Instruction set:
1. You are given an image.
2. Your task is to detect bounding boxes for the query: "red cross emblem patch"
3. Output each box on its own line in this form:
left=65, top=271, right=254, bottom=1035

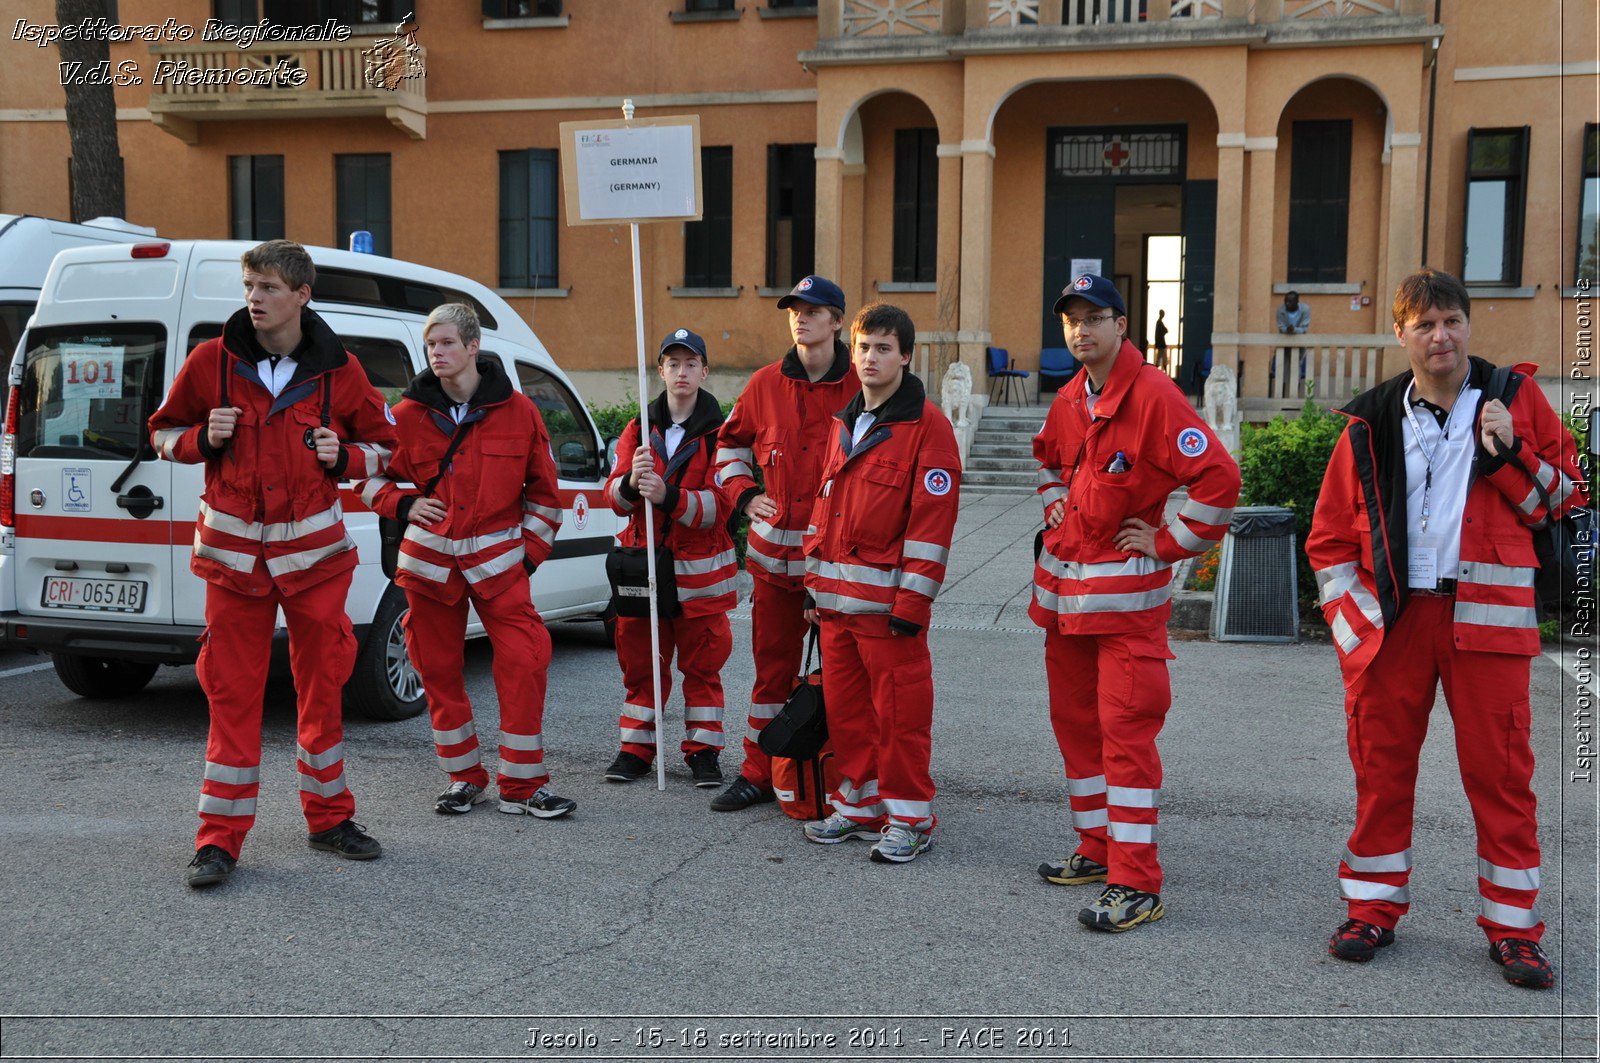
left=923, top=468, right=952, bottom=496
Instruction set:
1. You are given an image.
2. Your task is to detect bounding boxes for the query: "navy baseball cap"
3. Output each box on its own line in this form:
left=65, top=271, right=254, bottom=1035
left=776, top=275, right=845, bottom=313
left=1053, top=274, right=1127, bottom=318
left=658, top=327, right=708, bottom=362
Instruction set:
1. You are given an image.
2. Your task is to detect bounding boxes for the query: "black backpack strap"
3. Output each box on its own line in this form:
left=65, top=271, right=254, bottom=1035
left=321, top=370, right=333, bottom=429
left=418, top=417, right=476, bottom=499
left=217, top=344, right=230, bottom=409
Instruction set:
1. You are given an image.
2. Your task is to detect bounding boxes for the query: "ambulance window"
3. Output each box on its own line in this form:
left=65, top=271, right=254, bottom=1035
left=186, top=323, right=223, bottom=352
left=0, top=301, right=31, bottom=382
left=345, top=337, right=414, bottom=406
left=512, top=361, right=600, bottom=482
left=15, top=324, right=166, bottom=460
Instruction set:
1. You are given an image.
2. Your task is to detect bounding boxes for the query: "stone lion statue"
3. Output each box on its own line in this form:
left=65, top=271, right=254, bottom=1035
left=1203, top=361, right=1239, bottom=454
left=941, top=361, right=973, bottom=428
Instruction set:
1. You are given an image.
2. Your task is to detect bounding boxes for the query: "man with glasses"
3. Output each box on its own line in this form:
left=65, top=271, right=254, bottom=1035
left=1030, top=274, right=1240, bottom=932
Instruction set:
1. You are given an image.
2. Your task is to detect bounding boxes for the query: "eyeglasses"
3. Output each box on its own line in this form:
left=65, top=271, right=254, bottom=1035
left=1064, top=313, right=1117, bottom=331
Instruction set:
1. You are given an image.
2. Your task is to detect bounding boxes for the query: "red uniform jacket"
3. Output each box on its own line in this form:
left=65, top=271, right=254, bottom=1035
left=358, top=356, right=564, bottom=605
left=1030, top=341, right=1240, bottom=636
left=148, top=306, right=396, bottom=598
left=714, top=340, right=861, bottom=589
left=1307, top=357, right=1586, bottom=682
left=802, top=373, right=961, bottom=633
left=604, top=389, right=738, bottom=617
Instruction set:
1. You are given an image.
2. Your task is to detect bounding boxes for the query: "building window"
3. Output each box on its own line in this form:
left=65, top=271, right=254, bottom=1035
left=215, top=1, right=411, bottom=26
left=229, top=155, right=284, bottom=241
left=499, top=149, right=559, bottom=289
left=482, top=0, right=562, bottom=16
left=335, top=154, right=391, bottom=257
left=1286, top=120, right=1351, bottom=284
left=685, top=0, right=735, bottom=9
left=767, top=0, right=814, bottom=6
left=766, top=144, right=816, bottom=290
left=1462, top=126, right=1529, bottom=286
left=893, top=128, right=938, bottom=284
left=684, top=147, right=734, bottom=289
left=1578, top=124, right=1598, bottom=285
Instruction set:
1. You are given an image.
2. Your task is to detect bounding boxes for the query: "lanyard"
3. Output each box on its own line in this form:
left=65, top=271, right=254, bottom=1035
left=1402, top=375, right=1470, bottom=533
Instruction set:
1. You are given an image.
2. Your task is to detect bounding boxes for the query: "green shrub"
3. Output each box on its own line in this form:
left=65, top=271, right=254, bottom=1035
left=1237, top=399, right=1347, bottom=620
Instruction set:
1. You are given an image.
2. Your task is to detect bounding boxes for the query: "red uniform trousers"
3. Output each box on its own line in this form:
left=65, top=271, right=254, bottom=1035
left=738, top=577, right=810, bottom=786
left=820, top=615, right=936, bottom=833
left=403, top=577, right=553, bottom=800
left=615, top=612, right=733, bottom=762
left=195, top=568, right=357, bottom=858
left=1339, top=594, right=1542, bottom=942
left=1045, top=628, right=1173, bottom=894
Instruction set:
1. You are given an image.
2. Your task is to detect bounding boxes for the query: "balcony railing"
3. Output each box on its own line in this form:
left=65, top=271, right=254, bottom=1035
left=147, top=38, right=427, bottom=143
left=821, top=0, right=1421, bottom=38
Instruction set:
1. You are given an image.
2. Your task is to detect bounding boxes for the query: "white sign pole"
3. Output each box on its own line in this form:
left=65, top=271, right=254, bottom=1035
left=619, top=99, right=668, bottom=792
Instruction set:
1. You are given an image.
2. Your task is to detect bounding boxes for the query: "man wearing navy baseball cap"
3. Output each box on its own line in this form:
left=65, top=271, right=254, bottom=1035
left=709, top=276, right=863, bottom=811
left=1030, top=273, right=1240, bottom=932
left=600, top=327, right=740, bottom=788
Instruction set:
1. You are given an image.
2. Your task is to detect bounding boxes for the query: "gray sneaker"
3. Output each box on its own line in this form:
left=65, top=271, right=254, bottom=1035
left=435, top=781, right=490, bottom=815
left=870, top=824, right=933, bottom=864
left=1078, top=883, right=1164, bottom=932
left=1038, top=853, right=1109, bottom=886
left=803, top=812, right=879, bottom=845
left=498, top=785, right=576, bottom=819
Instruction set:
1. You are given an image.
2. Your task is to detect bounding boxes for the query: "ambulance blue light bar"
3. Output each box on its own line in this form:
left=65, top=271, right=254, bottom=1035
left=349, top=231, right=375, bottom=255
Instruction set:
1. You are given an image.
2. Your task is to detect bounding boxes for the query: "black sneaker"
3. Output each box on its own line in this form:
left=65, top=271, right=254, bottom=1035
left=1490, top=937, right=1555, bottom=989
left=498, top=786, right=577, bottom=819
left=1328, top=918, right=1395, bottom=962
left=1038, top=853, right=1110, bottom=886
left=710, top=776, right=775, bottom=812
left=435, top=780, right=489, bottom=815
left=686, top=749, right=723, bottom=789
left=185, top=845, right=236, bottom=888
left=604, top=751, right=651, bottom=783
left=1078, top=883, right=1165, bottom=932
left=307, top=819, right=383, bottom=860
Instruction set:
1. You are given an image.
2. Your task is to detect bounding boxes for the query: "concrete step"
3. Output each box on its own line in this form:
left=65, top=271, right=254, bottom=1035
left=965, top=456, right=1037, bottom=472
left=968, top=442, right=1033, bottom=459
left=962, top=469, right=1037, bottom=488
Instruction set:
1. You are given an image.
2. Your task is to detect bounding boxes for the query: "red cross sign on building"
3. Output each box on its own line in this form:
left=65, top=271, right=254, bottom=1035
left=1102, top=139, right=1131, bottom=171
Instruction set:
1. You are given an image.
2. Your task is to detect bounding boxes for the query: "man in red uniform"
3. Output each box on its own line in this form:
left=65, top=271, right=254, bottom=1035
left=801, top=303, right=960, bottom=864
left=601, top=328, right=738, bottom=786
left=149, top=240, right=397, bottom=887
left=1031, top=274, right=1240, bottom=931
left=359, top=304, right=575, bottom=821
left=710, top=276, right=861, bottom=811
left=1309, top=268, right=1585, bottom=988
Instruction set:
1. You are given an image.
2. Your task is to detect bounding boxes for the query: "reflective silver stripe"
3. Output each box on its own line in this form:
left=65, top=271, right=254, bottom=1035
left=812, top=591, right=892, bottom=614
left=355, top=443, right=387, bottom=478
left=716, top=446, right=753, bottom=465
left=1347, top=582, right=1383, bottom=629
left=751, top=520, right=805, bottom=547
left=1108, top=821, right=1156, bottom=844
left=679, top=491, right=702, bottom=528
left=1107, top=785, right=1160, bottom=808
left=1040, top=484, right=1068, bottom=507
left=621, top=703, right=655, bottom=722
left=832, top=797, right=885, bottom=818
left=898, top=572, right=942, bottom=600
left=686, top=727, right=725, bottom=746
left=438, top=750, right=481, bottom=772
left=462, top=546, right=525, bottom=585
left=608, top=479, right=636, bottom=511
left=903, top=540, right=950, bottom=566
left=298, top=771, right=347, bottom=798
left=199, top=501, right=265, bottom=542
left=1459, top=560, right=1537, bottom=588
left=203, top=762, right=259, bottom=786
left=810, top=559, right=901, bottom=588
left=685, top=705, right=721, bottom=723
left=1532, top=457, right=1573, bottom=507
left=265, top=536, right=354, bottom=576
left=746, top=540, right=806, bottom=578
left=715, top=461, right=753, bottom=485
left=1480, top=898, right=1542, bottom=928
left=680, top=576, right=738, bottom=600
left=153, top=426, right=189, bottom=460
left=1070, top=807, right=1109, bottom=830
left=297, top=741, right=344, bottom=770
left=696, top=490, right=717, bottom=528
left=397, top=551, right=452, bottom=582
left=433, top=723, right=476, bottom=744
left=1066, top=774, right=1107, bottom=797
left=522, top=513, right=557, bottom=545
left=497, top=760, right=549, bottom=780
left=524, top=501, right=564, bottom=522
left=1056, top=586, right=1172, bottom=614
left=500, top=732, right=544, bottom=752
left=1516, top=485, right=1541, bottom=517
left=1038, top=551, right=1170, bottom=582
left=883, top=798, right=932, bottom=826
left=360, top=476, right=392, bottom=506
left=455, top=525, right=521, bottom=556
left=1169, top=519, right=1211, bottom=554
left=1339, top=878, right=1411, bottom=903
left=1330, top=611, right=1361, bottom=654
left=1178, top=498, right=1234, bottom=525
left=1478, top=858, right=1541, bottom=891
left=1316, top=561, right=1356, bottom=603
left=406, top=524, right=452, bottom=552
left=1344, top=847, right=1411, bottom=873
left=193, top=537, right=258, bottom=573
left=676, top=549, right=738, bottom=576
left=1454, top=601, right=1539, bottom=629
left=263, top=501, right=343, bottom=545
left=198, top=794, right=256, bottom=817
left=1033, top=584, right=1060, bottom=613
left=1037, top=465, right=1062, bottom=487
left=749, top=702, right=784, bottom=721
left=620, top=727, right=654, bottom=744
left=839, top=778, right=879, bottom=804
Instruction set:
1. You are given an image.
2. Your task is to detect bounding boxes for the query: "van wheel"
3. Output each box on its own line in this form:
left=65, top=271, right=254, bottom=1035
left=51, top=654, right=159, bottom=699
left=344, top=586, right=426, bottom=721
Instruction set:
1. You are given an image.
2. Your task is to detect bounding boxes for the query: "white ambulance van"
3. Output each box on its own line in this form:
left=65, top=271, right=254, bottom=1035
left=0, top=240, right=620, bottom=720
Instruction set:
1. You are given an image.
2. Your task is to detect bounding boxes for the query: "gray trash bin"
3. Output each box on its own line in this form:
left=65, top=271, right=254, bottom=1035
left=1212, top=505, right=1299, bottom=643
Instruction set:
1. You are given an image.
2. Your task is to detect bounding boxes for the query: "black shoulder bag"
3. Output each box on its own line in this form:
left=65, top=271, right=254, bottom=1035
left=605, top=421, right=689, bottom=619
left=757, top=626, right=827, bottom=760
left=1485, top=366, right=1597, bottom=617
left=379, top=415, right=476, bottom=581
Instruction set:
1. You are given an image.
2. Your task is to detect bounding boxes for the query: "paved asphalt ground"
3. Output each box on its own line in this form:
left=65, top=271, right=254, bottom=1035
left=0, top=491, right=1596, bottom=1063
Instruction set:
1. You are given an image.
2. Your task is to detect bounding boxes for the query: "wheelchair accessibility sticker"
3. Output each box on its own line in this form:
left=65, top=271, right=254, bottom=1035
left=63, top=467, right=91, bottom=513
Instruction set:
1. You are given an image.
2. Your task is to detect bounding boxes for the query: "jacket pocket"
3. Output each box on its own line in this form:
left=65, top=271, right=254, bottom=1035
left=477, top=435, right=526, bottom=510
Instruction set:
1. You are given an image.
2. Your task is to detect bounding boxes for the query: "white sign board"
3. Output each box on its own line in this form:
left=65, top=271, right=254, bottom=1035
left=560, top=115, right=702, bottom=227
left=59, top=344, right=125, bottom=400
left=1070, top=258, right=1103, bottom=282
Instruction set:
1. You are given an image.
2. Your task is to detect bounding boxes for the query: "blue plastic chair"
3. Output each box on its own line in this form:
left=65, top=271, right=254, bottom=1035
left=986, top=346, right=1030, bottom=407
left=1038, top=347, right=1079, bottom=398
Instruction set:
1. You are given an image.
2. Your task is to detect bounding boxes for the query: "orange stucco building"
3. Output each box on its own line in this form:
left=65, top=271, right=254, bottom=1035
left=1, top=0, right=1595, bottom=413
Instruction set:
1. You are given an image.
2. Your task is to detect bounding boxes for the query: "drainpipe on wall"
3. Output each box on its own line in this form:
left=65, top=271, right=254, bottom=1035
left=1419, top=0, right=1442, bottom=264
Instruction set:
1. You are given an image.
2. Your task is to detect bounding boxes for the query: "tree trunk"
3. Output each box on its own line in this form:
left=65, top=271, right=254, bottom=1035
left=56, top=0, right=126, bottom=221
